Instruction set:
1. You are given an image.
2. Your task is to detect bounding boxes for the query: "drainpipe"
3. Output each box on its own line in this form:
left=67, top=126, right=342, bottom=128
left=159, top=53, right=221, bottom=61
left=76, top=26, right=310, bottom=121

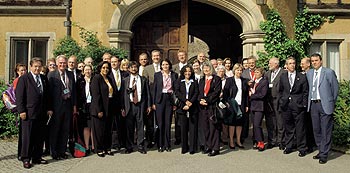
left=63, top=0, right=72, bottom=37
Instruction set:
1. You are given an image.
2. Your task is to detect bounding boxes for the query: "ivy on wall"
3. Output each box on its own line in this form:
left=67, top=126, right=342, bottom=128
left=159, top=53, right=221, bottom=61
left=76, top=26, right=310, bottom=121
left=257, top=7, right=330, bottom=69
left=53, top=23, right=128, bottom=64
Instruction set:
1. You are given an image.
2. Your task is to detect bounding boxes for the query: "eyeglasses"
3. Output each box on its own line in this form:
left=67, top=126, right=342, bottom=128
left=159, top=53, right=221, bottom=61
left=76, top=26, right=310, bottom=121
left=49, top=64, right=56, bottom=67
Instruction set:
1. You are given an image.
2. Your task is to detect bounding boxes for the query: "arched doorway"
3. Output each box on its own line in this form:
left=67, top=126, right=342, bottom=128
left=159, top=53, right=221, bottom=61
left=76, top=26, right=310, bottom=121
left=108, top=0, right=265, bottom=60
left=130, top=1, right=242, bottom=64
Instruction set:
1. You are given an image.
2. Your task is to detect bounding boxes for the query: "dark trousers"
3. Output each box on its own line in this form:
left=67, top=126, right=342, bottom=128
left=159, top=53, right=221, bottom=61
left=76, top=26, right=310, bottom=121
left=199, top=108, right=220, bottom=151
left=144, top=111, right=155, bottom=144
left=21, top=119, right=44, bottom=162
left=180, top=111, right=198, bottom=152
left=156, top=93, right=173, bottom=148
left=50, top=101, right=72, bottom=157
left=241, top=111, right=250, bottom=141
left=282, top=105, right=307, bottom=151
left=266, top=97, right=285, bottom=145
left=253, top=111, right=264, bottom=142
left=305, top=111, right=316, bottom=150
left=125, top=103, right=145, bottom=150
left=175, top=112, right=181, bottom=143
left=17, top=119, right=22, bottom=159
left=112, top=110, right=126, bottom=149
left=310, top=102, right=333, bottom=159
left=91, top=114, right=113, bottom=153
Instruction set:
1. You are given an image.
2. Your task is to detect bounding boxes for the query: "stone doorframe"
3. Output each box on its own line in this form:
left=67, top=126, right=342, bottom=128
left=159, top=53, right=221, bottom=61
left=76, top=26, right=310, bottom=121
left=107, top=0, right=265, bottom=59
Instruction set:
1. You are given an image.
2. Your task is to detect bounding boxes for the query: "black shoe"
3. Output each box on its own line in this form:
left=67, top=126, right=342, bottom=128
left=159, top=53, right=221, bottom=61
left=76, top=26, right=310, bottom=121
left=283, top=148, right=293, bottom=154
left=124, top=149, right=133, bottom=154
left=52, top=155, right=62, bottom=160
left=138, top=148, right=147, bottom=154
left=266, top=143, right=276, bottom=149
left=174, top=140, right=181, bottom=145
left=181, top=150, right=188, bottom=154
left=23, top=161, right=32, bottom=169
left=147, top=142, right=155, bottom=149
left=105, top=150, right=114, bottom=156
left=229, top=145, right=236, bottom=150
left=189, top=151, right=195, bottom=155
left=32, top=158, right=48, bottom=164
left=165, top=147, right=172, bottom=152
left=208, top=150, right=219, bottom=157
left=60, top=153, right=68, bottom=159
left=278, top=144, right=285, bottom=150
left=203, top=148, right=212, bottom=154
left=319, top=158, right=327, bottom=164
left=235, top=142, right=245, bottom=149
left=199, top=145, right=205, bottom=152
left=313, top=154, right=320, bottom=160
left=253, top=143, right=258, bottom=150
left=158, top=147, right=164, bottom=152
left=97, top=152, right=105, bottom=157
left=298, top=151, right=307, bottom=157
left=307, top=147, right=314, bottom=153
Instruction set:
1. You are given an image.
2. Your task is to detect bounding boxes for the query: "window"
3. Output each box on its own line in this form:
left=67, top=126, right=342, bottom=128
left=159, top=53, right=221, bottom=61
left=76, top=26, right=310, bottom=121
left=309, top=41, right=340, bottom=79
left=9, top=37, right=49, bottom=79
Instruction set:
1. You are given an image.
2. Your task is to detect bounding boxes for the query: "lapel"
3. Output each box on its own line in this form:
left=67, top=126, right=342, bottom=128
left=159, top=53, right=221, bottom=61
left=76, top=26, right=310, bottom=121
left=290, top=72, right=300, bottom=92
left=319, top=68, right=325, bottom=86
left=28, top=73, right=41, bottom=94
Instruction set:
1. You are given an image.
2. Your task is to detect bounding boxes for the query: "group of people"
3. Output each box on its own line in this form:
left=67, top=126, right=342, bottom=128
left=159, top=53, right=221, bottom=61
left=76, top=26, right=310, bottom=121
left=14, top=49, right=338, bottom=169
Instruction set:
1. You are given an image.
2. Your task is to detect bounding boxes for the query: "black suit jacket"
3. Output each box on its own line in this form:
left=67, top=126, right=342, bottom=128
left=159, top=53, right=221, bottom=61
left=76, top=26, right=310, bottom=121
left=108, top=70, right=129, bottom=108
left=153, top=71, right=178, bottom=104
left=90, top=74, right=114, bottom=117
left=198, top=75, right=222, bottom=106
left=264, top=68, right=284, bottom=98
left=278, top=72, right=309, bottom=112
left=47, top=69, right=76, bottom=115
left=122, top=75, right=152, bottom=115
left=76, top=76, right=93, bottom=114
left=174, top=78, right=199, bottom=114
left=16, top=73, right=50, bottom=120
left=250, top=78, right=268, bottom=112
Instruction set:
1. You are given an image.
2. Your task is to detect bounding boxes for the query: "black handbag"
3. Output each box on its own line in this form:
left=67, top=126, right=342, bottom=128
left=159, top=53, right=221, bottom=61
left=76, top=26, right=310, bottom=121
left=215, top=101, right=230, bottom=120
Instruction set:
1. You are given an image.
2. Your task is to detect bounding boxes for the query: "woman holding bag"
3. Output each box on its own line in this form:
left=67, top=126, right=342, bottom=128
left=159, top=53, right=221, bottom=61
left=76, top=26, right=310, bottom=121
left=174, top=65, right=199, bottom=154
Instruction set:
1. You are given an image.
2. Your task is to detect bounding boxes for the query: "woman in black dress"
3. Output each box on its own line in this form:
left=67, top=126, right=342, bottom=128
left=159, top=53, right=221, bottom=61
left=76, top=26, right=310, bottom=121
left=77, top=64, right=94, bottom=154
left=174, top=65, right=199, bottom=154
left=90, top=61, right=115, bottom=157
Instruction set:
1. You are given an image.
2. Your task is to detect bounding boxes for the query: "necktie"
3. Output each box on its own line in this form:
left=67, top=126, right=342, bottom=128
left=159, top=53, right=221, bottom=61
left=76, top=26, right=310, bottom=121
left=312, top=72, right=319, bottom=99
left=116, top=72, right=121, bottom=89
left=132, top=77, right=138, bottom=104
left=251, top=70, right=255, bottom=80
left=271, top=71, right=276, bottom=81
left=36, top=75, right=42, bottom=93
left=289, top=73, right=294, bottom=88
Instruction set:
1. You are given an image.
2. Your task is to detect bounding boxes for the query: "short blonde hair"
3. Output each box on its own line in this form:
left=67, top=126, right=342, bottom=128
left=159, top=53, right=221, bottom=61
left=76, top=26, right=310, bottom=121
left=233, top=63, right=243, bottom=73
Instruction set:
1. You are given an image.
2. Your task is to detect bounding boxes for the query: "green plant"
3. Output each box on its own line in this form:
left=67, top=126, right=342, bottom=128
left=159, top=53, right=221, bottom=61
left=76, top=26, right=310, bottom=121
left=0, top=80, right=18, bottom=139
left=333, top=80, right=350, bottom=146
left=53, top=23, right=128, bottom=65
left=258, top=7, right=326, bottom=69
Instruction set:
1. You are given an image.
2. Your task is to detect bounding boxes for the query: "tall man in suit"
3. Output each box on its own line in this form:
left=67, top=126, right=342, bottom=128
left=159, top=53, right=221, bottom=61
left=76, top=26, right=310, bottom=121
left=138, top=53, right=149, bottom=76
left=264, top=57, right=285, bottom=150
left=122, top=61, right=152, bottom=154
left=67, top=55, right=81, bottom=82
left=172, top=50, right=188, bottom=145
left=278, top=57, right=308, bottom=157
left=307, top=53, right=339, bottom=164
left=47, top=55, right=77, bottom=160
left=16, top=58, right=51, bottom=169
left=142, top=49, right=162, bottom=148
left=109, top=55, right=129, bottom=149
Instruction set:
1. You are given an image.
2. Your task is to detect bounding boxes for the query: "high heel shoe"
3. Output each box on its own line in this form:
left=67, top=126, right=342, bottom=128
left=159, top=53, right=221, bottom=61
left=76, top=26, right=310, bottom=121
left=97, top=152, right=105, bottom=157
left=229, top=145, right=236, bottom=150
left=235, top=142, right=245, bottom=149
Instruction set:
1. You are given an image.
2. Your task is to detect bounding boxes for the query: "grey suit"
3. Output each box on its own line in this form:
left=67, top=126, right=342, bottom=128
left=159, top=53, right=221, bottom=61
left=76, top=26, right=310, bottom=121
left=264, top=68, right=285, bottom=146
left=306, top=67, right=339, bottom=159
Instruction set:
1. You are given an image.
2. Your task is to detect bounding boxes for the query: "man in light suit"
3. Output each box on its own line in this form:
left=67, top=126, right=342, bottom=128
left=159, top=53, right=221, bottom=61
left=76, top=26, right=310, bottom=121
left=142, top=49, right=162, bottom=148
left=122, top=61, right=152, bottom=154
left=306, top=53, right=339, bottom=164
left=172, top=50, right=188, bottom=145
left=16, top=58, right=52, bottom=168
left=278, top=57, right=308, bottom=157
left=264, top=57, right=285, bottom=150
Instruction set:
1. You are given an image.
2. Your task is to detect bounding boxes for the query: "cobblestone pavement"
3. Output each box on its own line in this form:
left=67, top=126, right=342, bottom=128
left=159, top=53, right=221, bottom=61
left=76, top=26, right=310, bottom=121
left=1, top=140, right=350, bottom=173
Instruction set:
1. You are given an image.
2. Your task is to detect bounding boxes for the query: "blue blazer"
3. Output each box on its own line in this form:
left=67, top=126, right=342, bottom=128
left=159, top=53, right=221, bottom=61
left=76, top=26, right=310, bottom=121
left=306, top=67, right=339, bottom=115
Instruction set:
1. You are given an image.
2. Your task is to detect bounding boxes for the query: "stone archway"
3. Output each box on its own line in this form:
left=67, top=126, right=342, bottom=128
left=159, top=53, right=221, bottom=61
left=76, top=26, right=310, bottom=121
left=108, top=0, right=265, bottom=58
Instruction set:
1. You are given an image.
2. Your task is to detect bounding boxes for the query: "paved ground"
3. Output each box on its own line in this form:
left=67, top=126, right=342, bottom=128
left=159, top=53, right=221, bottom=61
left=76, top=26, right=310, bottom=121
left=1, top=139, right=350, bottom=173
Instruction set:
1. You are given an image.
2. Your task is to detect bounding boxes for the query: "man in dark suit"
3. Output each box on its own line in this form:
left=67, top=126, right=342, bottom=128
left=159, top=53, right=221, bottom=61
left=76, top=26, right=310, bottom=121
left=264, top=57, right=285, bottom=150
left=67, top=55, right=82, bottom=82
left=47, top=55, right=77, bottom=160
left=122, top=61, right=152, bottom=154
left=307, top=53, right=339, bottom=164
left=278, top=57, right=308, bottom=157
left=142, top=49, right=162, bottom=148
left=16, top=57, right=51, bottom=169
left=171, top=50, right=188, bottom=145
left=109, top=55, right=129, bottom=150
